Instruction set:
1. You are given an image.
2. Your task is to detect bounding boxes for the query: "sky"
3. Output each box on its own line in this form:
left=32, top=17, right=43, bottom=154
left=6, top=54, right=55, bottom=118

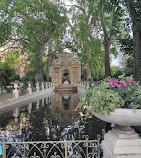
left=111, top=55, right=120, bottom=67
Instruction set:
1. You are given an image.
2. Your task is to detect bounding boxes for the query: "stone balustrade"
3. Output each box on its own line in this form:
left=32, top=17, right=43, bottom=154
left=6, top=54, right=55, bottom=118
left=11, top=81, right=54, bottom=99
left=79, top=81, right=94, bottom=90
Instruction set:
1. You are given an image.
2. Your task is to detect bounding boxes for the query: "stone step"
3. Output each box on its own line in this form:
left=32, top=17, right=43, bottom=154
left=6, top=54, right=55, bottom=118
left=55, top=84, right=77, bottom=92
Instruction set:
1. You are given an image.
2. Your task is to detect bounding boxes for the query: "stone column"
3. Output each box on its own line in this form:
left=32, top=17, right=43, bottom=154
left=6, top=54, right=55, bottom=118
left=28, top=103, right=32, bottom=114
left=41, top=82, right=44, bottom=90
left=74, top=72, right=77, bottom=86
left=45, top=82, right=48, bottom=89
left=51, top=82, right=53, bottom=87
left=36, top=100, right=40, bottom=109
left=52, top=83, right=55, bottom=87
left=27, top=82, right=32, bottom=94
left=55, top=72, right=59, bottom=87
left=49, top=82, right=51, bottom=88
left=102, top=126, right=141, bottom=158
left=86, top=82, right=90, bottom=89
left=82, top=82, right=85, bottom=88
left=36, top=82, right=40, bottom=92
left=91, top=82, right=94, bottom=86
left=13, top=108, right=19, bottom=123
left=13, top=82, right=19, bottom=98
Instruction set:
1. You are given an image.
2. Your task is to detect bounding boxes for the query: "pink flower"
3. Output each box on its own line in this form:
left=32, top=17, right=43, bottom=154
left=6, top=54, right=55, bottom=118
left=114, top=79, right=118, bottom=82
left=108, top=81, right=113, bottom=85
left=14, top=80, right=19, bottom=84
left=109, top=79, right=117, bottom=85
left=27, top=81, right=32, bottom=84
left=118, top=84, right=121, bottom=88
left=122, top=82, right=127, bottom=87
left=114, top=83, right=121, bottom=88
left=114, top=82, right=118, bottom=87
left=128, top=79, right=132, bottom=82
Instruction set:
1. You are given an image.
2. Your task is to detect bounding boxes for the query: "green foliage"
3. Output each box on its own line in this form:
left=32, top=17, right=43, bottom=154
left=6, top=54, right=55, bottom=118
left=90, top=39, right=105, bottom=80
left=78, top=38, right=104, bottom=81
left=119, top=35, right=134, bottom=76
left=0, top=63, right=17, bottom=89
left=69, top=0, right=104, bottom=81
left=101, top=0, right=124, bottom=38
left=4, top=50, right=21, bottom=66
left=77, top=76, right=141, bottom=117
left=111, top=66, right=123, bottom=78
left=0, top=21, right=11, bottom=46
left=0, top=0, right=68, bottom=79
left=21, top=70, right=36, bottom=88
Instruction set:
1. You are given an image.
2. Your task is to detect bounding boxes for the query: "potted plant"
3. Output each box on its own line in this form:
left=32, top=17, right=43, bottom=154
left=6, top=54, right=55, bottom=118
left=77, top=76, right=141, bottom=157
left=77, top=76, right=141, bottom=132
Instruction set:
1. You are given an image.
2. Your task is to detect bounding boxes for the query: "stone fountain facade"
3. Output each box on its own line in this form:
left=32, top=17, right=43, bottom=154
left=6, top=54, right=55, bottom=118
left=51, top=52, right=81, bottom=87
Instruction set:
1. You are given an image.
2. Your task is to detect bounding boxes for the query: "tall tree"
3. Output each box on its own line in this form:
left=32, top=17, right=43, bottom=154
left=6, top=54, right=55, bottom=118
left=125, top=0, right=141, bottom=83
left=99, top=0, right=124, bottom=77
left=0, top=0, right=68, bottom=80
left=69, top=0, right=103, bottom=81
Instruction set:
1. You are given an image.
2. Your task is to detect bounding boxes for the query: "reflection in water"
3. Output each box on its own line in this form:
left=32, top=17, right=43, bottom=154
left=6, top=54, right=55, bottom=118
left=0, top=92, right=105, bottom=142
left=52, top=93, right=80, bottom=128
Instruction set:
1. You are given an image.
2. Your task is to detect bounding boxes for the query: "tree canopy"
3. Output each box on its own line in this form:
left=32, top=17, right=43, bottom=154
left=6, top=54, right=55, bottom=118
left=0, top=0, right=140, bottom=83
left=0, top=0, right=68, bottom=80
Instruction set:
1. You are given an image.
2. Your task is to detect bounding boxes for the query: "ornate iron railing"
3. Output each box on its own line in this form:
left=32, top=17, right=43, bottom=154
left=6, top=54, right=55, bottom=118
left=2, top=136, right=101, bottom=158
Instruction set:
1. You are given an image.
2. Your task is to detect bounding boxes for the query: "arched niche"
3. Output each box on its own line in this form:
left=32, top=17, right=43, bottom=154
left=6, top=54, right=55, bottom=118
left=62, top=69, right=71, bottom=84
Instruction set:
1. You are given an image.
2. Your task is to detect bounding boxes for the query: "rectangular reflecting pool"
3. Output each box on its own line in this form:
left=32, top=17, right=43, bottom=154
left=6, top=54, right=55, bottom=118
left=0, top=92, right=105, bottom=142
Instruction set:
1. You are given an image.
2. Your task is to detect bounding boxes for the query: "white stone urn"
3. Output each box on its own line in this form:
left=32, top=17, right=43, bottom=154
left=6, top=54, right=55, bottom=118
left=91, top=108, right=141, bottom=128
left=91, top=108, right=141, bottom=158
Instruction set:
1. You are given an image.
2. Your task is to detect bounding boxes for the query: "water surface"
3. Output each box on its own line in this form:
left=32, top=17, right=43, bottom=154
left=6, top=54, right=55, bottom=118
left=0, top=92, right=105, bottom=142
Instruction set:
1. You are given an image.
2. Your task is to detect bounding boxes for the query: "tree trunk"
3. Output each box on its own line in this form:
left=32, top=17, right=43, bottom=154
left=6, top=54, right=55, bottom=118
left=35, top=45, right=44, bottom=81
left=46, top=42, right=52, bottom=81
left=86, top=54, right=91, bottom=81
left=104, top=38, right=111, bottom=77
left=127, top=0, right=141, bottom=83
left=100, top=3, right=111, bottom=77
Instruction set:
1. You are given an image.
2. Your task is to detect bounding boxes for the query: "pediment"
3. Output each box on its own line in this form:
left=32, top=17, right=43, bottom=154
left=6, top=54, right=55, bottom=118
left=53, top=52, right=80, bottom=66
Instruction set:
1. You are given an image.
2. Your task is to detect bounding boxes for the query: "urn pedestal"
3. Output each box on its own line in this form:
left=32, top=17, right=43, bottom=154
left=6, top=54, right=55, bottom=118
left=103, top=127, right=141, bottom=158
left=91, top=109, right=141, bottom=158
